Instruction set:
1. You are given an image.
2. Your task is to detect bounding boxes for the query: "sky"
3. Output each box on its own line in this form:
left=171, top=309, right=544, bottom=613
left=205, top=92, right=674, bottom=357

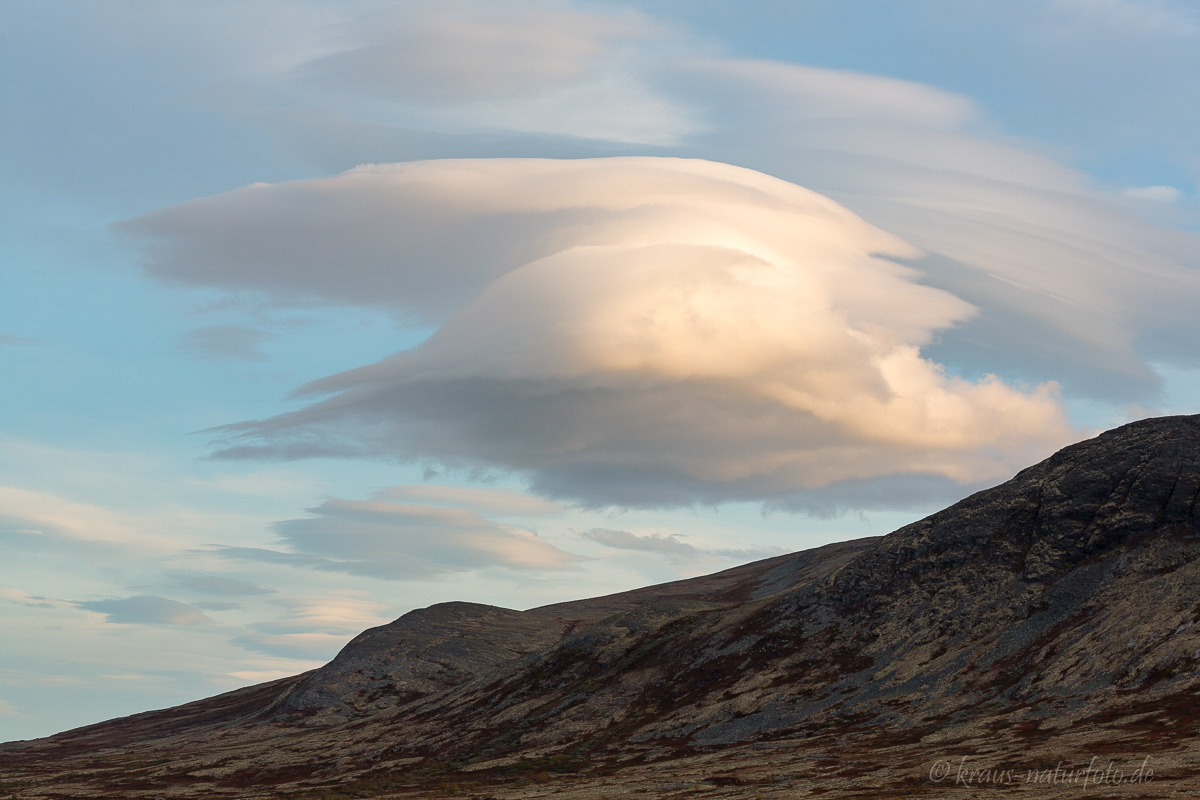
left=3, top=0, right=1200, bottom=741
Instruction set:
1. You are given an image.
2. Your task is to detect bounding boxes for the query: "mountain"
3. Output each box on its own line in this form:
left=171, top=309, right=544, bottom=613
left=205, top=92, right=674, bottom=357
left=4, top=415, right=1200, bottom=798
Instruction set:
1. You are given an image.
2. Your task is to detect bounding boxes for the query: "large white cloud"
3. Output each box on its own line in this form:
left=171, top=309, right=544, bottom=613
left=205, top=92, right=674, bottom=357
left=127, top=0, right=1200, bottom=403
left=120, top=0, right=1200, bottom=408
left=125, top=157, right=1075, bottom=509
left=103, top=0, right=1200, bottom=508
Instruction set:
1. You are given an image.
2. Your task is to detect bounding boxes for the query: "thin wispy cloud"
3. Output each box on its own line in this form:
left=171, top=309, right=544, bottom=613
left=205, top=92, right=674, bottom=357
left=1044, top=0, right=1200, bottom=37
left=582, top=528, right=700, bottom=556
left=233, top=594, right=392, bottom=659
left=0, top=589, right=74, bottom=610
left=170, top=573, right=273, bottom=597
left=1122, top=185, right=1182, bottom=202
left=285, top=0, right=692, bottom=145
left=0, top=487, right=176, bottom=552
left=176, top=325, right=276, bottom=363
left=372, top=485, right=563, bottom=517
left=581, top=528, right=786, bottom=562
left=79, top=595, right=214, bottom=627
left=218, top=496, right=582, bottom=580
left=296, top=2, right=654, bottom=103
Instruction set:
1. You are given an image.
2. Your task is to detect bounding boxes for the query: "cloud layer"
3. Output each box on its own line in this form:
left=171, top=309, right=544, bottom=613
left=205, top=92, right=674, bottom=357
left=222, top=496, right=581, bottom=579
left=578, top=527, right=780, bottom=562
left=126, top=157, right=1075, bottom=509
left=80, top=595, right=214, bottom=626
left=177, top=325, right=276, bottom=362
left=233, top=594, right=391, bottom=659
left=297, top=2, right=653, bottom=104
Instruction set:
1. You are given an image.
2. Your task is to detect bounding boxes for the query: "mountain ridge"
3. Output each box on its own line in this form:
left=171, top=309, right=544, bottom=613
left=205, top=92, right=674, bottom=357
left=4, top=415, right=1200, bottom=798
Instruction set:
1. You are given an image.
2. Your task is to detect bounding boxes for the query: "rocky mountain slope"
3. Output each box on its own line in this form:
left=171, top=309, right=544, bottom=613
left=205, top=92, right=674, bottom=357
left=4, top=415, right=1200, bottom=798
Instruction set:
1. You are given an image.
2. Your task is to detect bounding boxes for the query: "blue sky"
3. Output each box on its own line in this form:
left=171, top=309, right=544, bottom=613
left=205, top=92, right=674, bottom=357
left=3, top=0, right=1200, bottom=740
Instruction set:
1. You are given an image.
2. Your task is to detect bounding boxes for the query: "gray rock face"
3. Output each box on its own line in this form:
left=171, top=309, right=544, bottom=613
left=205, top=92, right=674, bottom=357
left=268, top=602, right=571, bottom=721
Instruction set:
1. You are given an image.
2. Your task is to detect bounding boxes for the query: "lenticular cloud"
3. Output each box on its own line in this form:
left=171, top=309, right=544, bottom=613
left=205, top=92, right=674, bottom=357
left=126, top=157, right=1076, bottom=509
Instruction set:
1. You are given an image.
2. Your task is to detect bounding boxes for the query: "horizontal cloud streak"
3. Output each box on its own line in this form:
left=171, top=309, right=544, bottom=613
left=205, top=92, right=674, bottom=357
left=177, top=325, right=275, bottom=363
left=581, top=527, right=785, bottom=562
left=372, top=484, right=563, bottom=517
left=0, top=487, right=177, bottom=552
left=219, top=496, right=581, bottom=580
left=170, top=573, right=273, bottom=597
left=297, top=2, right=654, bottom=104
left=80, top=595, right=214, bottom=627
left=582, top=527, right=699, bottom=556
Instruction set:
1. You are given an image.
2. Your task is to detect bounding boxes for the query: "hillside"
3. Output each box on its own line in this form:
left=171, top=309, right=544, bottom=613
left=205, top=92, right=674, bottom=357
left=4, top=416, right=1200, bottom=798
